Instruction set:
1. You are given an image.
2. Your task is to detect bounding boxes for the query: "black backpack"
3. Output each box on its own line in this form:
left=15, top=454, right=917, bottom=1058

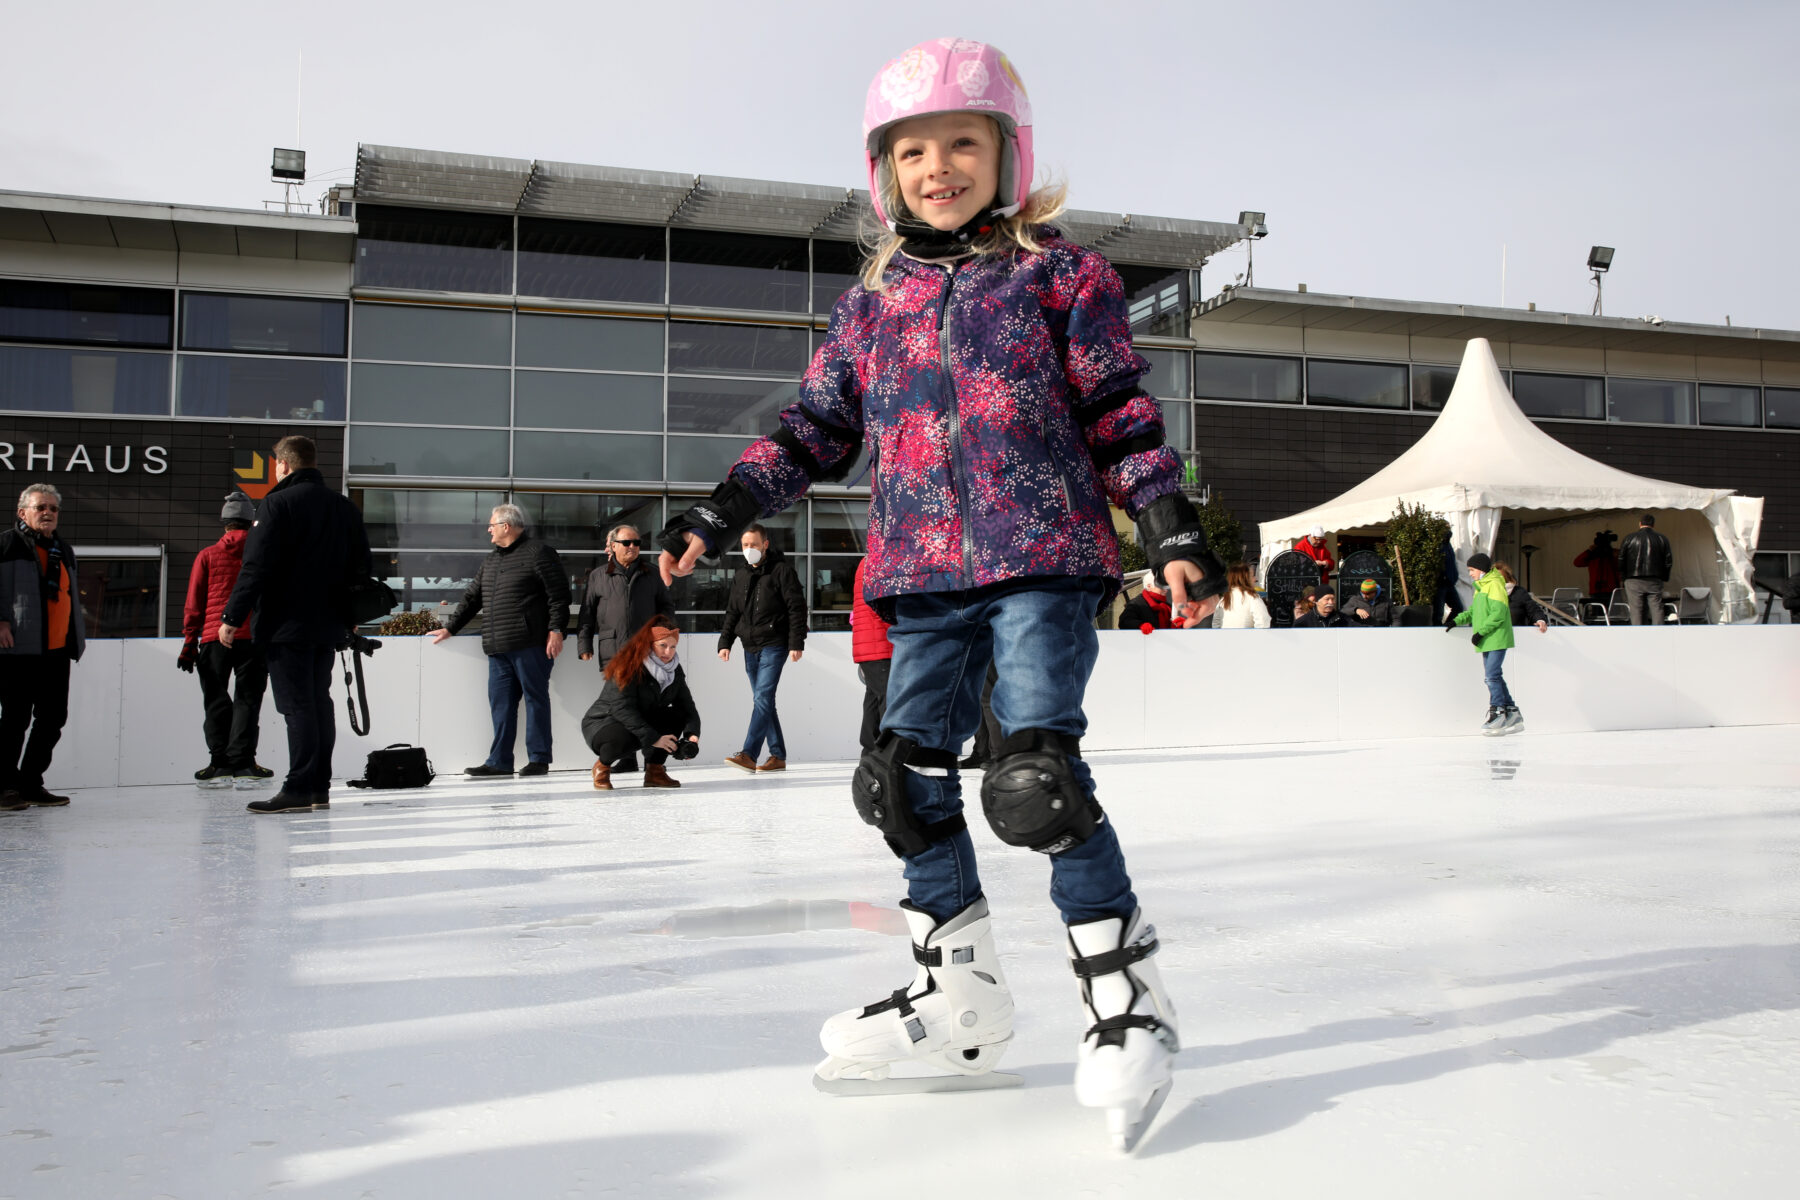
left=347, top=744, right=435, bottom=789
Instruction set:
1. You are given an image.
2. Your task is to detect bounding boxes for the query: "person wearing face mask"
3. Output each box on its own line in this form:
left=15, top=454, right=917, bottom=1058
left=0, top=483, right=85, bottom=810
left=581, top=615, right=700, bottom=790
left=718, top=524, right=806, bottom=773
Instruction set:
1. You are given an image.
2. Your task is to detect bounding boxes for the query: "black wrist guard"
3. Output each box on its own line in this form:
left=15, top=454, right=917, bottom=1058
left=660, top=478, right=760, bottom=564
left=1135, top=492, right=1226, bottom=603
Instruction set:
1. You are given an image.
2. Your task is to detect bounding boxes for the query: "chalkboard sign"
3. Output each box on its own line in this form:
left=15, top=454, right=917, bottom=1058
left=1339, top=549, right=1394, bottom=603
left=1266, top=550, right=1320, bottom=629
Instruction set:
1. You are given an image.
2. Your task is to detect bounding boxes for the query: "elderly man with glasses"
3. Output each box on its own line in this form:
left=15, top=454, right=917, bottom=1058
left=431, top=503, right=572, bottom=778
left=576, top=522, right=672, bottom=775
left=0, top=484, right=85, bottom=810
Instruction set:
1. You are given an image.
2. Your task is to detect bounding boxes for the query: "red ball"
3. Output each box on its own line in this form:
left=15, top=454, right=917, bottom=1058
left=1139, top=623, right=1155, bottom=635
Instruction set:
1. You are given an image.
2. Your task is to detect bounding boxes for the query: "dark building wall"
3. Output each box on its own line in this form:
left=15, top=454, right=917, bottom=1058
left=0, top=418, right=346, bottom=636
left=1194, top=404, right=1797, bottom=560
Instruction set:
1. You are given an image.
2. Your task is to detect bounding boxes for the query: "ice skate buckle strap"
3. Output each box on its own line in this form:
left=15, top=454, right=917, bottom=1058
left=1086, top=1013, right=1169, bottom=1050
left=861, top=985, right=932, bottom=1043
left=911, top=942, right=976, bottom=968
left=1068, top=933, right=1159, bottom=979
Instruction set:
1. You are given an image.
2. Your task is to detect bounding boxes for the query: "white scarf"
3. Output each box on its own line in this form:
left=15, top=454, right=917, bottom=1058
left=644, top=650, right=680, bottom=692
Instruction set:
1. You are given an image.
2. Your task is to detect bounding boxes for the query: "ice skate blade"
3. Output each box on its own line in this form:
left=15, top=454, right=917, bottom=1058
left=813, top=1071, right=1023, bottom=1097
left=1108, top=1079, right=1172, bottom=1153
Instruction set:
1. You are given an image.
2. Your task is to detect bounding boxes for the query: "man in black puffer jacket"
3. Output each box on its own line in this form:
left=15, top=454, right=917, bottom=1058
left=718, top=523, right=806, bottom=773
left=219, top=437, right=371, bottom=815
left=431, top=503, right=571, bottom=779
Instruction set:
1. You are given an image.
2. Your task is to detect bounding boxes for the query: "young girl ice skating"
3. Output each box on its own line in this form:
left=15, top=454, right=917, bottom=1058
left=660, top=38, right=1224, bottom=1151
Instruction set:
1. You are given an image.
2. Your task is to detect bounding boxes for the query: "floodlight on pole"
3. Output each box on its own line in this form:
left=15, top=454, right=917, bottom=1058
left=1238, top=211, right=1268, bottom=288
left=1588, top=245, right=1614, bottom=316
left=271, top=148, right=306, bottom=183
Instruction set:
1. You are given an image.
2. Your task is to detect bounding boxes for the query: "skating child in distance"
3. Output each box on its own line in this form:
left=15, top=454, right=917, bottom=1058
left=659, top=38, right=1224, bottom=1152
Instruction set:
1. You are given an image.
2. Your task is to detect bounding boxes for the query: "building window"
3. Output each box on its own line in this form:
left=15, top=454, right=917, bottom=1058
left=1608, top=378, right=1695, bottom=425
left=75, top=553, right=164, bottom=638
left=1139, top=348, right=1190, bottom=398
left=1766, top=388, right=1800, bottom=430
left=813, top=240, right=863, bottom=314
left=1411, top=364, right=1457, bottom=411
left=1161, top=400, right=1192, bottom=454
left=1307, top=359, right=1407, bottom=409
left=372, top=550, right=491, bottom=619
left=0, top=280, right=173, bottom=349
left=1697, top=384, right=1761, bottom=428
left=1513, top=372, right=1604, bottom=421
left=667, top=377, right=796, bottom=436
left=517, top=217, right=665, bottom=303
left=515, top=371, right=662, bottom=432
left=514, top=312, right=663, bottom=372
left=355, top=205, right=513, bottom=294
left=349, top=424, right=509, bottom=478
left=1193, top=352, right=1301, bottom=404
left=353, top=303, right=511, bottom=366
left=1116, top=264, right=1190, bottom=337
left=667, top=434, right=754, bottom=483
left=512, top=430, right=661, bottom=481
left=669, top=229, right=808, bottom=313
left=516, top=493, right=662, bottom=555
left=354, top=488, right=509, bottom=549
left=0, top=345, right=170, bottom=415
left=177, top=355, right=346, bottom=421
left=667, top=321, right=808, bottom=377
left=180, top=293, right=347, bottom=357
left=813, top=499, right=869, bottom=554
left=352, top=363, right=510, bottom=426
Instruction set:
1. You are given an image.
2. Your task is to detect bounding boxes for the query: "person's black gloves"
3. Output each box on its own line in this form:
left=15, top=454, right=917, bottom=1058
left=1134, top=493, right=1226, bottom=603
left=1443, top=613, right=1459, bottom=632
left=177, top=640, right=199, bottom=673
left=659, top=478, right=760, bottom=565
left=1471, top=631, right=1482, bottom=646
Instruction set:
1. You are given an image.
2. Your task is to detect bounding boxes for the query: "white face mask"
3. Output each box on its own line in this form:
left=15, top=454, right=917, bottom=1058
left=743, top=546, right=764, bottom=566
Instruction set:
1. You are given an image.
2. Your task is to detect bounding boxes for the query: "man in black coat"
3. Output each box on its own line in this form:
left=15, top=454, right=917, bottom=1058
left=577, top=522, right=672, bottom=774
left=717, top=523, right=806, bottom=773
left=1619, top=513, right=1673, bottom=626
left=431, top=503, right=571, bottom=778
left=0, top=482, right=86, bottom=810
left=220, top=437, right=372, bottom=814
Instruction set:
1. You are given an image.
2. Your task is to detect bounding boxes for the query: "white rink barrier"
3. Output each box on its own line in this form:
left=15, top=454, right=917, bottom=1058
left=52, top=627, right=1800, bottom=791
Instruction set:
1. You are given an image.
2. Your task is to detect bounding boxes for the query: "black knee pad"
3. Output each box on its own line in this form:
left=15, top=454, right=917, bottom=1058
left=852, top=732, right=965, bottom=859
left=979, top=729, right=1102, bottom=855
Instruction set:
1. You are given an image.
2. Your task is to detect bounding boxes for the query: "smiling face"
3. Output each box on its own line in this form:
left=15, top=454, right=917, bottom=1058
left=889, top=112, right=1001, bottom=232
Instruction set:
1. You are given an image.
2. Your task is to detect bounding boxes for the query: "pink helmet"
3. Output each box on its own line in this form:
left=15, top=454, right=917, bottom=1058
left=862, top=39, right=1035, bottom=230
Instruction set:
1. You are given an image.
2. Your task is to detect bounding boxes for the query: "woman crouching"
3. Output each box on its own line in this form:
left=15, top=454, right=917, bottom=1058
left=580, top=615, right=700, bottom=790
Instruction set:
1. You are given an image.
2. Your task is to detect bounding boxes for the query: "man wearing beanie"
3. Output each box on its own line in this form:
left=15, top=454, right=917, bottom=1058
left=180, top=491, right=272, bottom=787
left=1345, top=577, right=1398, bottom=627
left=1447, top=552, right=1521, bottom=734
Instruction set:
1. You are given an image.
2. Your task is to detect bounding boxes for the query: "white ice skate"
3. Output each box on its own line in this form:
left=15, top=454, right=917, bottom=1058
left=814, top=896, right=1019, bottom=1096
left=1068, top=909, right=1179, bottom=1152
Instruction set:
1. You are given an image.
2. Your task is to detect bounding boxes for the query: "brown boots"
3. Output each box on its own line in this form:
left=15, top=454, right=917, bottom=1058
left=595, top=759, right=681, bottom=789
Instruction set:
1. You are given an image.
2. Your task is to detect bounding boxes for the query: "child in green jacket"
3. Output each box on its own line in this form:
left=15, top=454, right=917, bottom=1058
left=1448, top=553, right=1521, bottom=735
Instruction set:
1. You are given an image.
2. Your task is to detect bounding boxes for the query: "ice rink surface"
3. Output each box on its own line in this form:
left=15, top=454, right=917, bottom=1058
left=3, top=725, right=1798, bottom=1199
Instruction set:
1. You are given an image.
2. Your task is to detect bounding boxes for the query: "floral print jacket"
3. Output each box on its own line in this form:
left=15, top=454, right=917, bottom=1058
left=730, top=232, right=1183, bottom=606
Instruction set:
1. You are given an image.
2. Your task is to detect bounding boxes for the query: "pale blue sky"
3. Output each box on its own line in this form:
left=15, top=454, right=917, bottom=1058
left=4, top=0, right=1795, bottom=328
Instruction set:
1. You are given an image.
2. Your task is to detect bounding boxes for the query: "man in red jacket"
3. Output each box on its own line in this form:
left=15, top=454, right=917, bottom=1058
left=850, top=556, right=892, bottom=753
left=1294, top=525, right=1335, bottom=584
left=180, top=492, right=271, bottom=788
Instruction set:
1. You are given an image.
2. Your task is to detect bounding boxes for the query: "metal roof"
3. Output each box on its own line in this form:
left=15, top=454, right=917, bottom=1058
left=0, top=190, right=355, bottom=262
left=1197, top=287, right=1800, bottom=363
left=355, top=144, right=1250, bottom=268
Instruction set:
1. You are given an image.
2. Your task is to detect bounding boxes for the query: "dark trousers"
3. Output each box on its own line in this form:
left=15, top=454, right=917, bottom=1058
left=197, top=640, right=268, bottom=767
left=265, top=643, right=336, bottom=797
left=857, top=657, right=891, bottom=753
left=1624, top=578, right=1663, bottom=626
left=585, top=710, right=682, bottom=766
left=0, top=648, right=71, bottom=791
left=486, top=647, right=555, bottom=770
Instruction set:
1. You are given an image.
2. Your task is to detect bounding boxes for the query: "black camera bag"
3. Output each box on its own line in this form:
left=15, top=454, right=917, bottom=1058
left=347, top=744, right=435, bottom=790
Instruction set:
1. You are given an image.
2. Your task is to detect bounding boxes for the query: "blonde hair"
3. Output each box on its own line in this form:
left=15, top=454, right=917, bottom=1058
left=858, top=120, right=1068, bottom=293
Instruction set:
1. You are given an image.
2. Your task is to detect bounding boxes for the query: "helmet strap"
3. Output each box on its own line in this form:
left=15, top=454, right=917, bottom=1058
left=894, top=205, right=1003, bottom=255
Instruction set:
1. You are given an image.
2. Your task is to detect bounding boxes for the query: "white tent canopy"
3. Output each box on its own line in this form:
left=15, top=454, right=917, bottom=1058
left=1257, top=338, right=1763, bottom=617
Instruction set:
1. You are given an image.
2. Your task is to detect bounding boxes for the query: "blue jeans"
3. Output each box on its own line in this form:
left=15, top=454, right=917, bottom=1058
left=1482, top=648, right=1514, bottom=708
left=881, top=577, right=1137, bottom=926
left=741, top=645, right=787, bottom=759
left=486, top=646, right=555, bottom=769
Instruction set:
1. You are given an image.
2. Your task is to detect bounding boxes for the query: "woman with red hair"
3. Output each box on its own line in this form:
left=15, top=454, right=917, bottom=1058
left=579, top=615, right=700, bottom=790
